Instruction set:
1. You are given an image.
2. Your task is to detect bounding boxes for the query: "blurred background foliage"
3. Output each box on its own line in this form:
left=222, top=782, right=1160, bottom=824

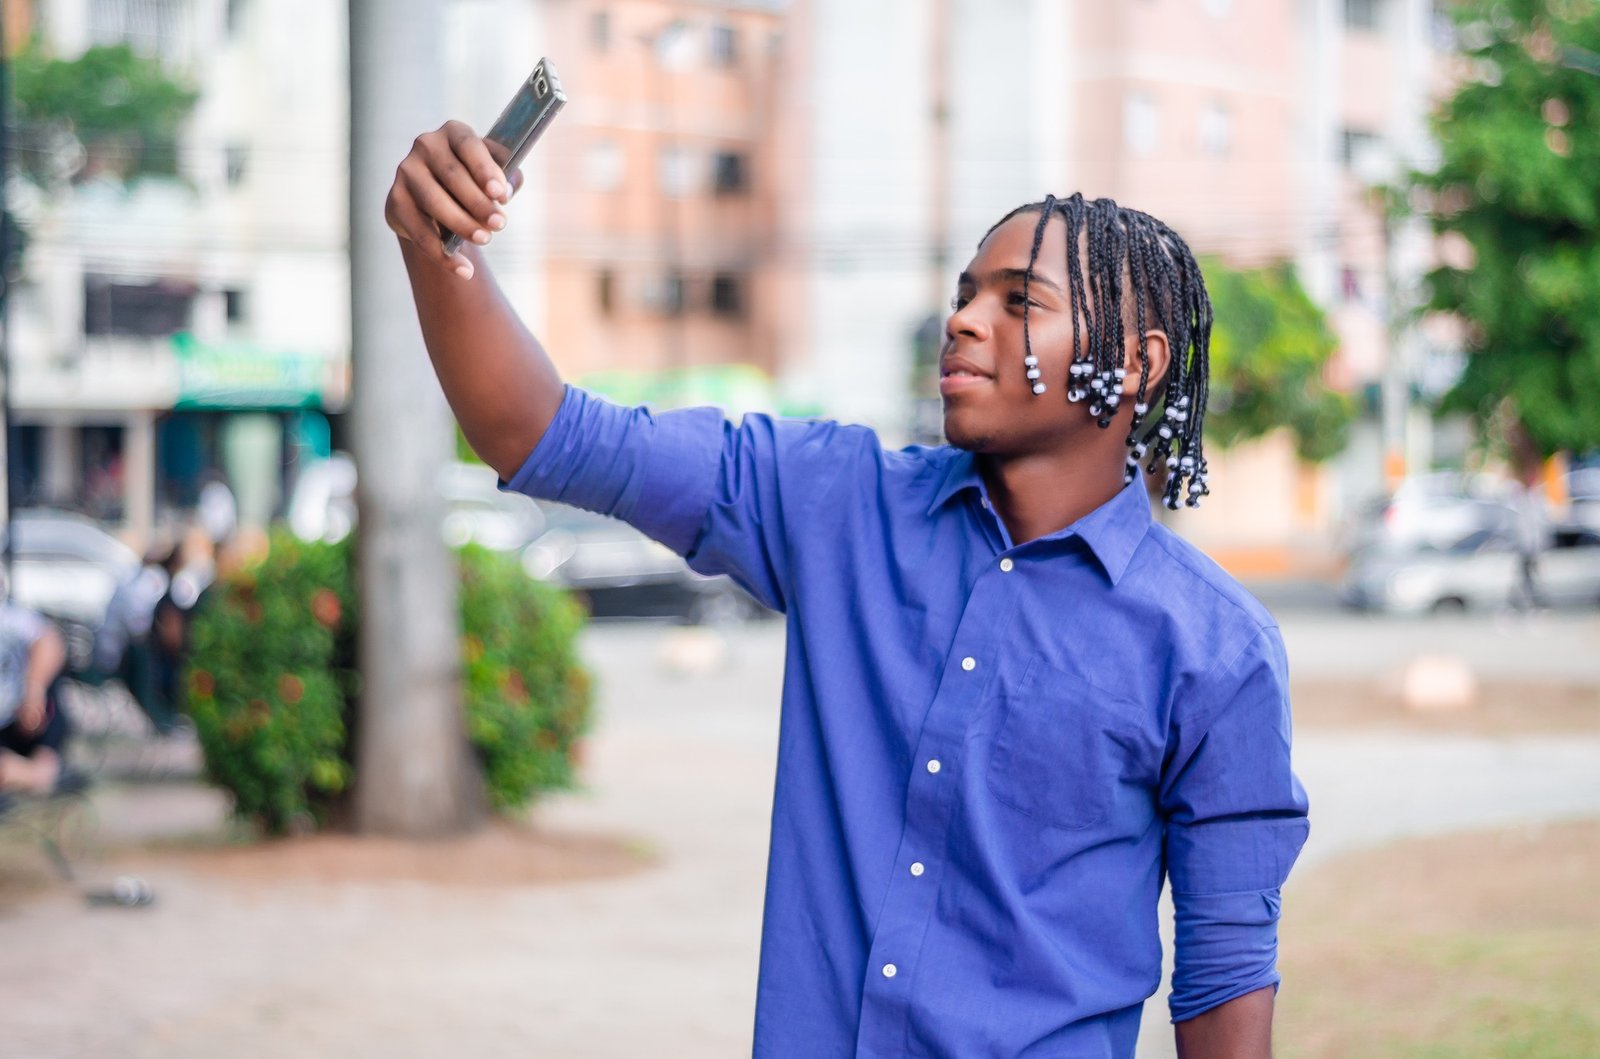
left=1202, top=260, right=1354, bottom=464
left=1415, top=0, right=1600, bottom=465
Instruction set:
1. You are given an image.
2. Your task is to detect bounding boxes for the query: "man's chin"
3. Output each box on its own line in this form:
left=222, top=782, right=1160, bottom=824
left=942, top=416, right=995, bottom=453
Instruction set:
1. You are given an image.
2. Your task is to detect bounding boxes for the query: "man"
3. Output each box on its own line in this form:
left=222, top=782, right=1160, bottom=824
left=0, top=599, right=74, bottom=799
left=387, top=122, right=1310, bottom=1058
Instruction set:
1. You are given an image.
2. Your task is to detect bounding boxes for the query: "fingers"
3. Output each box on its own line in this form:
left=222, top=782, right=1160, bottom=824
left=445, top=120, right=512, bottom=207
left=387, top=172, right=477, bottom=279
left=386, top=122, right=514, bottom=280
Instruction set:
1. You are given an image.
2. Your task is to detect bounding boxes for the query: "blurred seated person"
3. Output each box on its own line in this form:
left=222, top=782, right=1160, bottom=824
left=94, top=544, right=182, bottom=732
left=0, top=600, right=82, bottom=798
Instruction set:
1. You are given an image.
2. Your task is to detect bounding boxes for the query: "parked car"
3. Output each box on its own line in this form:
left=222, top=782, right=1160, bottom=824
left=288, top=455, right=765, bottom=623
left=1565, top=467, right=1600, bottom=534
left=437, top=461, right=546, bottom=553
left=2, top=509, right=140, bottom=623
left=521, top=501, right=766, bottom=624
left=1343, top=472, right=1516, bottom=557
left=1342, top=524, right=1600, bottom=614
left=1, top=508, right=143, bottom=670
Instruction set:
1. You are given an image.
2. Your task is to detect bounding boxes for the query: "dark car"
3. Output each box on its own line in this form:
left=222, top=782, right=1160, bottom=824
left=520, top=501, right=767, bottom=624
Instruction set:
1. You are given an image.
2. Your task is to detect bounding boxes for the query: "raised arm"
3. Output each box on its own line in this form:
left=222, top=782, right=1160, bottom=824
left=384, top=120, right=563, bottom=479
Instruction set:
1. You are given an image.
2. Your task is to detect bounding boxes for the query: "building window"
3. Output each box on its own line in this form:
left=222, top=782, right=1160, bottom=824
left=1199, top=102, right=1231, bottom=156
left=711, top=273, right=745, bottom=317
left=592, top=10, right=611, bottom=52
left=223, top=288, right=247, bottom=324
left=90, top=0, right=189, bottom=62
left=1344, top=0, right=1381, bottom=31
left=585, top=139, right=624, bottom=192
left=710, top=23, right=738, bottom=67
left=84, top=275, right=196, bottom=337
left=597, top=269, right=615, bottom=316
left=225, top=0, right=248, bottom=37
left=1340, top=127, right=1383, bottom=170
left=225, top=144, right=249, bottom=187
left=1123, top=93, right=1160, bottom=156
left=658, top=145, right=698, bottom=197
left=712, top=152, right=748, bottom=194
left=662, top=271, right=686, bottom=316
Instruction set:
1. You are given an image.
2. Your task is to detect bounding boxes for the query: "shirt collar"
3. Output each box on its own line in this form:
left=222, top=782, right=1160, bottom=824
left=925, top=449, right=1152, bottom=585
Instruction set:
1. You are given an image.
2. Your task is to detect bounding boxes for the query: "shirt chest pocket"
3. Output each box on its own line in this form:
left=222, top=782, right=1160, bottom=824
left=985, top=658, right=1150, bottom=831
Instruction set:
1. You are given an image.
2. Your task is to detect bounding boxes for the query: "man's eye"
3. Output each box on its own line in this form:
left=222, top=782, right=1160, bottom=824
left=950, top=294, right=969, bottom=311
left=1007, top=292, right=1037, bottom=308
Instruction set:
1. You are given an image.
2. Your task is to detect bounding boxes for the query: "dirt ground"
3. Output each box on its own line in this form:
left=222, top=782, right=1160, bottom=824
left=1276, top=819, right=1600, bottom=1059
left=1291, top=679, right=1600, bottom=736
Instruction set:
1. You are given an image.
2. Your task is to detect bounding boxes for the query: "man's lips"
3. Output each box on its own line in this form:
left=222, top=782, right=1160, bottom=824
left=938, top=371, right=992, bottom=397
left=939, top=356, right=994, bottom=397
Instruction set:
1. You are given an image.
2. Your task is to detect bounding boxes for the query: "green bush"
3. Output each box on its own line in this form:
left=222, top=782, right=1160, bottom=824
left=186, top=530, right=593, bottom=834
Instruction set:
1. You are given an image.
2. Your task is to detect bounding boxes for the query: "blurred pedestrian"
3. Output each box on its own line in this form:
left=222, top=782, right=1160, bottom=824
left=389, top=123, right=1309, bottom=1058
left=1510, top=471, right=1548, bottom=611
left=95, top=544, right=184, bottom=733
left=197, top=470, right=238, bottom=550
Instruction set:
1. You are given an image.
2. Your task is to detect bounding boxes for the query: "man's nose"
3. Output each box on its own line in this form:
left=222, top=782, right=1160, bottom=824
left=946, top=303, right=988, bottom=343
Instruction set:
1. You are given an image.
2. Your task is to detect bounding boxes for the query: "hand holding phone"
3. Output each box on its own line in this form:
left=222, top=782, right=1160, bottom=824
left=384, top=58, right=568, bottom=280
left=441, top=59, right=567, bottom=256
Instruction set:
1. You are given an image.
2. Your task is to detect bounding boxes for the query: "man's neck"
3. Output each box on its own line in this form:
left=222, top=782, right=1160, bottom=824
left=978, top=448, right=1126, bottom=546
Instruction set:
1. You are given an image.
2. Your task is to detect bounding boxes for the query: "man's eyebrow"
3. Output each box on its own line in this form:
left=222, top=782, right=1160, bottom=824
left=991, top=267, right=1063, bottom=293
left=956, top=268, right=1065, bottom=295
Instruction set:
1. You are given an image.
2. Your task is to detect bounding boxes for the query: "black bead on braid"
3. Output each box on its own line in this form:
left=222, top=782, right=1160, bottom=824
left=980, top=195, right=1215, bottom=510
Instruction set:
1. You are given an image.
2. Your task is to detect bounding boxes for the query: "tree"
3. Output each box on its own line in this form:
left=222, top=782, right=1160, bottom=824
left=1201, top=259, right=1354, bottom=464
left=11, top=42, right=198, bottom=186
left=1412, top=0, right=1600, bottom=470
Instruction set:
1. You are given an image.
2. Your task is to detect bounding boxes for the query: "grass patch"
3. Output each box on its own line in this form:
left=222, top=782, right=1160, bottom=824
left=1277, top=819, right=1600, bottom=1058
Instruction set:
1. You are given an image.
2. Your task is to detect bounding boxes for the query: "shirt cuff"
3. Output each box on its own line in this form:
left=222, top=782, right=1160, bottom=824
left=1168, top=889, right=1283, bottom=1023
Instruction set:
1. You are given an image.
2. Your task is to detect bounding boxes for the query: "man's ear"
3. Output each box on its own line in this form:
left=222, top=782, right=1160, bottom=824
left=1122, top=330, right=1171, bottom=397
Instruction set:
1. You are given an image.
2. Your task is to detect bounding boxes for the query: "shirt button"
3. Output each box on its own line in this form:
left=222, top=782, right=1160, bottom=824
left=910, top=862, right=925, bottom=877
left=961, top=656, right=976, bottom=671
left=882, top=963, right=898, bottom=978
left=926, top=758, right=942, bottom=774
left=999, top=557, right=1015, bottom=572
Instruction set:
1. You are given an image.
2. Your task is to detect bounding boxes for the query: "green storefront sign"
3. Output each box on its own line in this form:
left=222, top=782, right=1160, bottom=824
left=172, top=332, right=328, bottom=410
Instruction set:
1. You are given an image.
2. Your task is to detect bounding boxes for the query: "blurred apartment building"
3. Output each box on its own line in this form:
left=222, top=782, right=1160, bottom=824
left=536, top=0, right=1457, bottom=559
left=4, top=0, right=1457, bottom=562
left=771, top=0, right=1458, bottom=560
left=9, top=0, right=349, bottom=549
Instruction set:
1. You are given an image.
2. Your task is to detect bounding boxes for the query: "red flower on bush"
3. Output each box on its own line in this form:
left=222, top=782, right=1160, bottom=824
left=191, top=670, right=216, bottom=698
left=311, top=589, right=341, bottom=628
left=278, top=674, right=305, bottom=704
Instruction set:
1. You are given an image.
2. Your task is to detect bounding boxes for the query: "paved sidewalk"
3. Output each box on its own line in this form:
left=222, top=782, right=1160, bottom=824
left=0, top=615, right=1596, bottom=1058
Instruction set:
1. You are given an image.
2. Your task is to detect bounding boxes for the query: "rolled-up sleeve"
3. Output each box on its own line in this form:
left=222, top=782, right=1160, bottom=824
left=500, top=384, right=854, bottom=612
left=1159, top=625, right=1310, bottom=1024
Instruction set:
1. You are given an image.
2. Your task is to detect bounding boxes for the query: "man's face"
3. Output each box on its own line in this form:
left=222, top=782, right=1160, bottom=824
left=940, top=210, right=1096, bottom=457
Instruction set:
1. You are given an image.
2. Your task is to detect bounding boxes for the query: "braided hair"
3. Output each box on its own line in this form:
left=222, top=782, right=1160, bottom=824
left=981, top=193, right=1213, bottom=510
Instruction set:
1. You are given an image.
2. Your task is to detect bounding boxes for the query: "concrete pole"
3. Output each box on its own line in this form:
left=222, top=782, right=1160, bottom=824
left=348, top=0, right=482, bottom=836
left=123, top=411, right=155, bottom=551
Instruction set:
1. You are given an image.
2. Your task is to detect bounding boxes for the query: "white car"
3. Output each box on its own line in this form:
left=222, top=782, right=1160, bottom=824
left=3, top=509, right=141, bottom=626
left=1342, top=525, right=1600, bottom=614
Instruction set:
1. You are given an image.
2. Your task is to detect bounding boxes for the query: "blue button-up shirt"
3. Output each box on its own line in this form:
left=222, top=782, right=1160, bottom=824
left=504, top=386, right=1311, bottom=1059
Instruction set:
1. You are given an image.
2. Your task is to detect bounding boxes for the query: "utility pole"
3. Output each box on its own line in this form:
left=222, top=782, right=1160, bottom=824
left=348, top=0, right=482, bottom=836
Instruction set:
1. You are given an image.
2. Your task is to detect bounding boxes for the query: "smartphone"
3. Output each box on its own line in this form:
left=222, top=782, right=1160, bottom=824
left=441, top=57, right=568, bottom=256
